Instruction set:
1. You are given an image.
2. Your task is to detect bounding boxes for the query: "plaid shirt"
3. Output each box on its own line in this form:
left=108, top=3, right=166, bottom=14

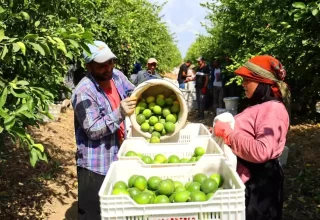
left=71, top=69, right=135, bottom=175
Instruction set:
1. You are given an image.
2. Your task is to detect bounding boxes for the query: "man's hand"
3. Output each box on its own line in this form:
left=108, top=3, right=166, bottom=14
left=120, top=96, right=137, bottom=116
left=201, top=87, right=207, bottom=94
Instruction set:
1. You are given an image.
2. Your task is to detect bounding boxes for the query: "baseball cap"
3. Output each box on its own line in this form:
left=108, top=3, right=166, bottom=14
left=83, top=41, right=117, bottom=64
left=196, top=56, right=205, bottom=61
left=147, top=58, right=158, bottom=64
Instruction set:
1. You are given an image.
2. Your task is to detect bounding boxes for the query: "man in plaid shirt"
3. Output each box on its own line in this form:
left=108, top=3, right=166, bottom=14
left=71, top=41, right=136, bottom=219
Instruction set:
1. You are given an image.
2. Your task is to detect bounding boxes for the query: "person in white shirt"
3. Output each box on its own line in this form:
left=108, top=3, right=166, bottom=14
left=211, top=59, right=224, bottom=112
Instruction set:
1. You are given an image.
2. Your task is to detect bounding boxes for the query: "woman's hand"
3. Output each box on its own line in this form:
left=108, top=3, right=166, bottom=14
left=213, top=121, right=233, bottom=145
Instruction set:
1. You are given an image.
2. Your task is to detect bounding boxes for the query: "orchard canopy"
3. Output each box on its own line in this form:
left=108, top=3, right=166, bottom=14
left=185, top=0, right=320, bottom=117
left=0, top=0, right=181, bottom=166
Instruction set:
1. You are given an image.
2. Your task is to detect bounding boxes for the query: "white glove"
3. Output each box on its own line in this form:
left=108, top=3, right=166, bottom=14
left=120, top=96, right=137, bottom=116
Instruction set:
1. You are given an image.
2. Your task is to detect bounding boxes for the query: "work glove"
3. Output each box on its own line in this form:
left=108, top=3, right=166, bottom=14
left=213, top=120, right=233, bottom=145
left=120, top=96, right=137, bottom=116
left=201, top=87, right=207, bottom=94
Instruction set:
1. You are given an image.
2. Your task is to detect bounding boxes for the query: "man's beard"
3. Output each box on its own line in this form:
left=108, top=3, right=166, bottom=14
left=94, top=70, right=113, bottom=81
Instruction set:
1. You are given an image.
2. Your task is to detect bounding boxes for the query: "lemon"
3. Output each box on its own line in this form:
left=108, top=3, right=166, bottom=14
left=113, top=181, right=128, bottom=190
left=133, top=192, right=152, bottom=204
left=162, top=108, right=171, bottom=118
left=157, top=94, right=165, bottom=100
left=193, top=173, right=207, bottom=184
left=171, top=104, right=180, bottom=113
left=169, top=94, right=177, bottom=101
left=146, top=96, right=155, bottom=103
left=149, top=116, right=159, bottom=126
left=153, top=195, right=170, bottom=204
left=128, top=175, right=138, bottom=188
left=194, top=147, right=205, bottom=157
left=168, top=155, right=180, bottom=163
left=209, top=174, right=223, bottom=187
left=186, top=182, right=201, bottom=192
left=141, top=155, right=153, bottom=164
left=150, top=136, right=160, bottom=143
left=174, top=186, right=186, bottom=193
left=174, top=191, right=190, bottom=203
left=206, top=192, right=214, bottom=201
left=154, top=123, right=164, bottom=132
left=136, top=114, right=146, bottom=125
left=156, top=98, right=165, bottom=107
left=151, top=131, right=161, bottom=138
left=112, top=188, right=129, bottom=195
left=133, top=176, right=148, bottom=191
left=147, top=176, right=162, bottom=191
left=153, top=105, right=162, bottom=114
left=200, top=178, right=218, bottom=194
left=174, top=181, right=183, bottom=188
left=165, top=114, right=177, bottom=123
left=148, top=102, right=156, bottom=110
left=128, top=187, right=141, bottom=198
left=140, top=122, right=150, bottom=132
left=164, top=122, right=175, bottom=133
left=125, top=151, right=137, bottom=157
left=154, top=154, right=167, bottom=163
left=142, top=109, right=152, bottom=118
left=137, top=102, right=147, bottom=111
left=157, top=179, right=175, bottom=196
left=165, top=98, right=173, bottom=106
left=189, top=191, right=206, bottom=202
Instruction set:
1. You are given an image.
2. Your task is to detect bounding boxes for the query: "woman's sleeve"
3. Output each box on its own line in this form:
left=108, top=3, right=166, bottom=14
left=228, top=116, right=288, bottom=163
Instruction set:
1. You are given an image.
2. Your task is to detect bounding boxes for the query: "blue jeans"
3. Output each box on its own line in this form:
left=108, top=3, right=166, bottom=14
left=179, top=83, right=185, bottom=89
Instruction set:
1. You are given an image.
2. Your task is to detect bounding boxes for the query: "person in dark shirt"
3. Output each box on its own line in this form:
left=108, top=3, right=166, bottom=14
left=178, top=60, right=191, bottom=88
left=195, top=56, right=209, bottom=119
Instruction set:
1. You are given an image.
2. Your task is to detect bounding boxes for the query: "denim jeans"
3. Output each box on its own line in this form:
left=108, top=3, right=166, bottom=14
left=179, top=83, right=185, bottom=89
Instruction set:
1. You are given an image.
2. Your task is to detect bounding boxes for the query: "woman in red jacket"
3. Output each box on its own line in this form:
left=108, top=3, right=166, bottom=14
left=214, top=55, right=291, bottom=220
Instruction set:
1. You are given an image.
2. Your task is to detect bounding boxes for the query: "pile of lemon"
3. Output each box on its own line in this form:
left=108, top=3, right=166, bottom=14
left=111, top=172, right=224, bottom=204
left=135, top=94, right=180, bottom=143
left=125, top=147, right=206, bottom=164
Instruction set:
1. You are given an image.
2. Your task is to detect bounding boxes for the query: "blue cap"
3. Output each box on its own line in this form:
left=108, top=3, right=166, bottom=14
left=83, top=41, right=117, bottom=64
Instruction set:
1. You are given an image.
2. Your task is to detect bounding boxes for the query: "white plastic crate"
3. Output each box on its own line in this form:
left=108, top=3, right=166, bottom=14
left=127, top=123, right=211, bottom=143
left=99, top=156, right=245, bottom=220
left=117, top=137, right=224, bottom=166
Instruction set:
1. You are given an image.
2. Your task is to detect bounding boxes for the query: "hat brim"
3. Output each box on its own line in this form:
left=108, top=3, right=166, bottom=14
left=93, top=49, right=117, bottom=63
left=234, top=66, right=251, bottom=77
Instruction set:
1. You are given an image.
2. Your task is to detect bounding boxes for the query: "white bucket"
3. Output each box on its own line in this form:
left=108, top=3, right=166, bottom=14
left=223, top=97, right=239, bottom=111
left=216, top=108, right=237, bottom=116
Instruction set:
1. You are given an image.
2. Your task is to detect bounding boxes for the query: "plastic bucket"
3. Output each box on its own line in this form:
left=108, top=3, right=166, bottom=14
left=223, top=97, right=239, bottom=111
left=129, top=79, right=188, bottom=140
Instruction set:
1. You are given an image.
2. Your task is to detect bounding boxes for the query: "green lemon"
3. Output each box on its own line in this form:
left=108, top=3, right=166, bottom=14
left=174, top=191, right=190, bottom=203
left=136, top=114, right=146, bottom=125
left=133, top=176, right=148, bottom=191
left=128, top=187, right=141, bottom=198
left=165, top=98, right=173, bottom=106
left=141, top=155, right=153, bottom=164
left=148, top=102, right=156, bottom=110
left=175, top=186, right=186, bottom=193
left=137, top=102, right=147, bottom=111
left=189, top=191, right=206, bottom=202
left=193, top=173, right=207, bottom=184
left=180, top=158, right=190, bottom=163
left=128, top=175, right=138, bottom=188
left=157, top=94, right=165, bottom=100
left=174, top=181, right=183, bottom=188
left=171, top=104, right=180, bottom=113
left=153, top=195, right=170, bottom=204
left=162, top=108, right=171, bottom=118
left=149, top=116, right=159, bottom=126
left=156, top=98, right=165, bottom=107
left=157, top=179, right=175, bottom=196
left=169, top=95, right=177, bottom=101
left=165, top=114, right=177, bottom=123
left=194, top=147, right=206, bottom=157
left=142, top=109, right=152, bottom=118
left=200, top=178, right=218, bottom=194
left=140, top=122, right=150, bottom=132
left=133, top=192, right=152, bottom=204
left=150, top=136, right=160, bottom=143
left=125, top=151, right=137, bottom=157
left=209, top=173, right=224, bottom=187
left=154, top=154, right=167, bottom=163
left=151, top=131, right=161, bottom=138
left=154, top=123, right=164, bottom=132
left=153, top=105, right=162, bottom=115
left=112, top=188, right=129, bottom=195
left=148, top=126, right=154, bottom=134
left=146, top=96, right=155, bottom=103
left=186, top=182, right=201, bottom=192
left=164, top=122, right=175, bottom=133
left=168, top=155, right=180, bottom=163
left=206, top=192, right=214, bottom=201
left=113, top=181, right=128, bottom=190
left=147, top=176, right=162, bottom=191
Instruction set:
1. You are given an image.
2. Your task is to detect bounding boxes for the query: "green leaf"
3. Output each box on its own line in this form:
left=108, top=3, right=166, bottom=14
left=10, top=87, right=28, bottom=98
left=30, top=148, right=38, bottom=167
left=68, top=39, right=79, bottom=48
left=16, top=103, right=29, bottom=114
left=0, top=6, right=5, bottom=14
left=17, top=42, right=26, bottom=55
left=36, top=150, right=48, bottom=162
left=39, top=42, right=50, bottom=55
left=292, top=2, right=306, bottom=9
left=0, top=86, right=8, bottom=108
left=0, top=29, right=4, bottom=42
left=4, top=115, right=15, bottom=130
left=0, top=125, right=3, bottom=133
left=312, top=9, right=318, bottom=16
left=10, top=127, right=26, bottom=138
left=1, top=45, right=8, bottom=59
left=46, top=36, right=56, bottom=44
left=68, top=17, right=78, bottom=23
left=33, top=143, right=44, bottom=152
left=12, top=42, right=20, bottom=52
left=16, top=80, right=29, bottom=86
left=20, top=111, right=34, bottom=118
left=80, top=41, right=91, bottom=56
left=24, top=34, right=38, bottom=40
left=20, top=11, right=30, bottom=20
left=29, top=42, right=45, bottom=56
left=35, top=21, right=40, bottom=27
left=66, top=51, right=73, bottom=60
left=53, top=37, right=67, bottom=54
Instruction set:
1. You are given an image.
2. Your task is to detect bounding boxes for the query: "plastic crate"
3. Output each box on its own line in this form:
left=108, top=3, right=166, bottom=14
left=127, top=123, right=211, bottom=143
left=117, top=137, right=224, bottom=166
left=99, top=156, right=245, bottom=220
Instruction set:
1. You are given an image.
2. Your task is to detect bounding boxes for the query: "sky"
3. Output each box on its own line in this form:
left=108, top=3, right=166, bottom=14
left=148, top=0, right=209, bottom=58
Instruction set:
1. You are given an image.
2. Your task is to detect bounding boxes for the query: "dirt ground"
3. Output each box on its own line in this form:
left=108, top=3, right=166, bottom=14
left=0, top=109, right=319, bottom=219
